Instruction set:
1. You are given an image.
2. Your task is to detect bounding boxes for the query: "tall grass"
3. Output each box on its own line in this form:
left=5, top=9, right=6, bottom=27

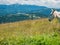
left=0, top=18, right=60, bottom=45
left=0, top=34, right=60, bottom=45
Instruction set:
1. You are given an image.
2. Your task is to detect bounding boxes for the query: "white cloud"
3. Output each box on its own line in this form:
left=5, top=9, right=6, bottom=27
left=0, top=0, right=60, bottom=8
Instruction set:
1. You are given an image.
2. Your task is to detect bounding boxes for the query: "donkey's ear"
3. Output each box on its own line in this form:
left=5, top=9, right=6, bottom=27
left=50, top=9, right=53, bottom=15
left=51, top=8, right=55, bottom=11
left=52, top=8, right=56, bottom=11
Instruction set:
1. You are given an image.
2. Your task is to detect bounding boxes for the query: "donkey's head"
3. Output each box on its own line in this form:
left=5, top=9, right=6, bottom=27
left=48, top=8, right=56, bottom=22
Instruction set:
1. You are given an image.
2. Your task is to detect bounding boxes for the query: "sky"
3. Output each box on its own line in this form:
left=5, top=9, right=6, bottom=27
left=0, top=0, right=60, bottom=8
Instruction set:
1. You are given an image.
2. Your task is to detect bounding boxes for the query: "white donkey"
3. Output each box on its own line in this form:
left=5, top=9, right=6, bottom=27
left=48, top=9, right=60, bottom=21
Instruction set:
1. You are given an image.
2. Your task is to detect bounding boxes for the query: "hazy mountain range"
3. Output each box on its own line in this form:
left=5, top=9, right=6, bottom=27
left=0, top=4, right=60, bottom=23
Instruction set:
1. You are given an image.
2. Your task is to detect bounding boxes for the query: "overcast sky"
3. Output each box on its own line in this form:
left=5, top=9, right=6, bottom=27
left=0, top=0, right=60, bottom=8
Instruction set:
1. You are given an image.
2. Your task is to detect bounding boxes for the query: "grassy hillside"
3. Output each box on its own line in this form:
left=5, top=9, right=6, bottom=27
left=0, top=18, right=60, bottom=45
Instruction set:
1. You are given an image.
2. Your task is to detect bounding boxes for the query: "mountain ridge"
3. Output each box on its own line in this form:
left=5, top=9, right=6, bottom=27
left=0, top=4, right=60, bottom=23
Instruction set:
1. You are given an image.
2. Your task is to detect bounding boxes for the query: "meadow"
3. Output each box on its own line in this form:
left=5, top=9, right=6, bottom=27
left=0, top=18, right=60, bottom=45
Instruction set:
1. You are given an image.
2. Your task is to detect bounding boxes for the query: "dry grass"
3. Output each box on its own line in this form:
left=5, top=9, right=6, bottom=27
left=0, top=18, right=60, bottom=37
left=0, top=18, right=60, bottom=45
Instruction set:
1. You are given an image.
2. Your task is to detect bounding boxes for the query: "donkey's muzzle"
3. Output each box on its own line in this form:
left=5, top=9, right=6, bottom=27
left=48, top=19, right=52, bottom=22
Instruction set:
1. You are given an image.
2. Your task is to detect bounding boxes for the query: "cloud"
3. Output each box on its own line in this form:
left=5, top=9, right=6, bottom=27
left=0, top=0, right=60, bottom=8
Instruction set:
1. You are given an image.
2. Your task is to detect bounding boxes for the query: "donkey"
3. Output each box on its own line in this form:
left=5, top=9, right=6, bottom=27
left=48, top=9, right=60, bottom=22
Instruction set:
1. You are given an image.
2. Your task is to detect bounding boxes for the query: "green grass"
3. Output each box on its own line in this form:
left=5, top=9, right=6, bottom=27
left=0, top=18, right=60, bottom=45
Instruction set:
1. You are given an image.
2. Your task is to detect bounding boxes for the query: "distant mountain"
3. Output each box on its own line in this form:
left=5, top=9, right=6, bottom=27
left=0, top=4, right=51, bottom=16
left=0, top=4, right=60, bottom=23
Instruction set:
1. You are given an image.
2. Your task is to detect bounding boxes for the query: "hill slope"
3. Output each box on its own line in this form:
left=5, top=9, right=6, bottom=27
left=0, top=18, right=60, bottom=36
left=0, top=18, right=60, bottom=45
